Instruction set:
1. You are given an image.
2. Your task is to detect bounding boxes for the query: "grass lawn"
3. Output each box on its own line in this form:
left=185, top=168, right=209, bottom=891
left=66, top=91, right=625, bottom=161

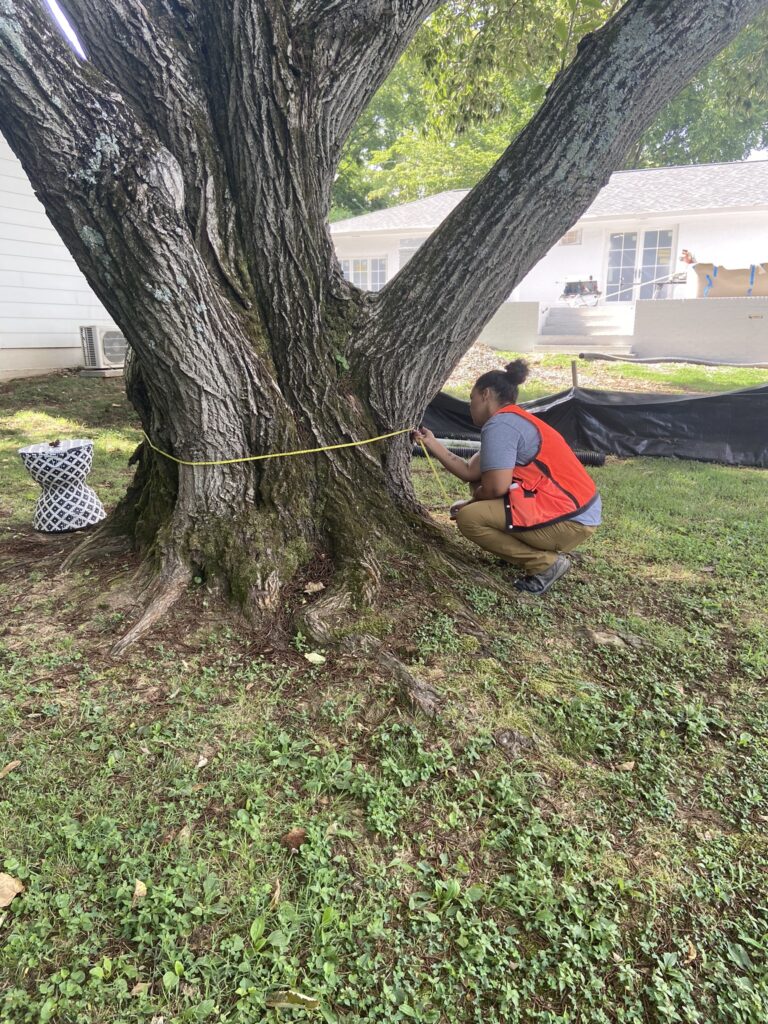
left=2, top=372, right=768, bottom=1023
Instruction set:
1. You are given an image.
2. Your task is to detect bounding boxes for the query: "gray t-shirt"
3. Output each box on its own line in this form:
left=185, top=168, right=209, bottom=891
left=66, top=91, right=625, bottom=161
left=480, top=412, right=602, bottom=526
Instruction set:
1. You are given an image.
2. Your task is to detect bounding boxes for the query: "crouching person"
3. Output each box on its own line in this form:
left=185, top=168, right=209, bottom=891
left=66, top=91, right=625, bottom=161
left=415, top=359, right=601, bottom=594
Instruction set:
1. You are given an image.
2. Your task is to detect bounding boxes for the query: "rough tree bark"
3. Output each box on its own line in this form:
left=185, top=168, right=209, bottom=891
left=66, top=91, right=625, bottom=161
left=1, top=0, right=766, bottom=645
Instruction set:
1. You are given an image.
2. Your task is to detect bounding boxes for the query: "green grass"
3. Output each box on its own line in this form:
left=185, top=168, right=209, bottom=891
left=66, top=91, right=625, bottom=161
left=0, top=373, right=140, bottom=529
left=2, top=373, right=768, bottom=1023
left=528, top=355, right=768, bottom=395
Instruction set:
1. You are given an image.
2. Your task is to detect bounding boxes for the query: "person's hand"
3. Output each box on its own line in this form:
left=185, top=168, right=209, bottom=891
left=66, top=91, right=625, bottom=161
left=411, top=426, right=436, bottom=449
left=449, top=499, right=472, bottom=520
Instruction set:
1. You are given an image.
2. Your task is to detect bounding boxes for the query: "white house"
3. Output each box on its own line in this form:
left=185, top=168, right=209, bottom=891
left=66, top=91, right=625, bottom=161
left=331, top=161, right=768, bottom=362
left=2, top=135, right=767, bottom=381
left=0, top=133, right=115, bottom=381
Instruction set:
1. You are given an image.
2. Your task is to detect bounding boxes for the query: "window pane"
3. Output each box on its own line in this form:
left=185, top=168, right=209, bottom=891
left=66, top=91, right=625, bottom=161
left=370, top=258, right=387, bottom=292
left=340, top=260, right=351, bottom=282
left=659, top=230, right=673, bottom=247
left=352, top=259, right=368, bottom=287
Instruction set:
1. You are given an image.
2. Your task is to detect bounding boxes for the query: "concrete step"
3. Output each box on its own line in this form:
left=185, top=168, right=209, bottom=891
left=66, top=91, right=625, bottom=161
left=542, top=325, right=634, bottom=336
left=546, top=307, right=632, bottom=320
left=543, top=307, right=635, bottom=337
left=534, top=335, right=634, bottom=356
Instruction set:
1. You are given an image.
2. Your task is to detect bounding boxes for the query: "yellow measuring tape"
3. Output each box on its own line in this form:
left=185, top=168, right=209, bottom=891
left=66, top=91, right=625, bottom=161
left=141, top=429, right=453, bottom=503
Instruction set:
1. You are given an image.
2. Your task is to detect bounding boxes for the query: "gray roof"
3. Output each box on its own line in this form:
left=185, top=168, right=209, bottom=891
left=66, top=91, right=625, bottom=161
left=330, top=160, right=768, bottom=234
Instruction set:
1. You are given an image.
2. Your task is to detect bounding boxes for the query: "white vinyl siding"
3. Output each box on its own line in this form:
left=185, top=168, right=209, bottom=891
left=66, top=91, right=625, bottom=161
left=398, top=236, right=425, bottom=269
left=0, top=133, right=113, bottom=377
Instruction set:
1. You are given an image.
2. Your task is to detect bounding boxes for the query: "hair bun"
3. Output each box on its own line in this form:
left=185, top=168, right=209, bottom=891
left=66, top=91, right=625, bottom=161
left=504, top=359, right=530, bottom=386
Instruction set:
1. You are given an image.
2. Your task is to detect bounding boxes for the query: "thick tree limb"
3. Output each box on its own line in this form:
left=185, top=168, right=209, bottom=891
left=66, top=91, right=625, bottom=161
left=0, top=0, right=299, bottom=475
left=292, top=0, right=443, bottom=163
left=59, top=0, right=251, bottom=299
left=365, top=0, right=768, bottom=426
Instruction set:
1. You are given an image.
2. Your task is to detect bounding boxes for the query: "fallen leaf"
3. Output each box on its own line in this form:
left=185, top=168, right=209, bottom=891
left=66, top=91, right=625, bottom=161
left=265, top=990, right=320, bottom=1010
left=585, top=629, right=626, bottom=648
left=245, top=682, right=255, bottom=691
left=132, top=879, right=147, bottom=906
left=701, top=565, right=716, bottom=573
left=130, top=982, right=150, bottom=997
left=269, top=877, right=282, bottom=909
left=685, top=940, right=698, bottom=963
left=617, top=761, right=636, bottom=772
left=303, top=581, right=325, bottom=595
left=280, top=827, right=308, bottom=852
left=176, top=824, right=193, bottom=844
left=304, top=652, right=326, bottom=666
left=195, top=743, right=217, bottom=770
left=0, top=873, right=24, bottom=907
left=0, top=760, right=21, bottom=780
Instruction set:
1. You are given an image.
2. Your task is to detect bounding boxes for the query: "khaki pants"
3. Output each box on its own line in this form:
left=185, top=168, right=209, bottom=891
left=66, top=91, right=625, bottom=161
left=455, top=499, right=596, bottom=574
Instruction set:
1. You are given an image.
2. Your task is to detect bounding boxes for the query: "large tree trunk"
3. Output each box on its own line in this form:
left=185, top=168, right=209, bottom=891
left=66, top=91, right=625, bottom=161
left=1, top=0, right=766, bottom=646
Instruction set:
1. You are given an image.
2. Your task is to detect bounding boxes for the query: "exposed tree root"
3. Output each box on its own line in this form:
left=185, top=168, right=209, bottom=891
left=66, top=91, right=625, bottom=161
left=298, top=587, right=353, bottom=645
left=380, top=653, right=444, bottom=719
left=111, top=562, right=188, bottom=657
left=295, top=545, right=384, bottom=644
left=60, top=519, right=131, bottom=572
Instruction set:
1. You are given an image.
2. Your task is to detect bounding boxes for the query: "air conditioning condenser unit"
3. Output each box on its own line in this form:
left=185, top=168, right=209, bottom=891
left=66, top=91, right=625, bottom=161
left=79, top=325, right=128, bottom=377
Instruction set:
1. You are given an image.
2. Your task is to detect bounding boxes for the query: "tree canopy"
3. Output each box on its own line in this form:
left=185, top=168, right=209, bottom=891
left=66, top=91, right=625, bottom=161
left=333, top=2, right=768, bottom=215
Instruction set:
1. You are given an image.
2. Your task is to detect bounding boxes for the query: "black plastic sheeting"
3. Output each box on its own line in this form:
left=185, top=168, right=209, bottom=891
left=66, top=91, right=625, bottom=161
left=423, top=386, right=768, bottom=468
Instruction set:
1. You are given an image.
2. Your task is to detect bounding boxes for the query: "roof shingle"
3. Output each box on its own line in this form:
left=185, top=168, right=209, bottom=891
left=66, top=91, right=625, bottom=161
left=330, top=160, right=768, bottom=235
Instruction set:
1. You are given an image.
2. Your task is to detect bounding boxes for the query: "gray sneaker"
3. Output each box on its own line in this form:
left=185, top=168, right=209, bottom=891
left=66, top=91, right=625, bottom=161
left=514, top=554, right=571, bottom=595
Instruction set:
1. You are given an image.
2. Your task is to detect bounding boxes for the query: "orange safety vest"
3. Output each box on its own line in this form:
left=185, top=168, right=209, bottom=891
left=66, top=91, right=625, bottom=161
left=493, top=404, right=598, bottom=531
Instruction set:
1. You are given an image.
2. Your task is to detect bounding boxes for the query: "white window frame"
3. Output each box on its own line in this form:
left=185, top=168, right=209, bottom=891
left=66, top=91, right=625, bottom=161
left=339, top=256, right=388, bottom=292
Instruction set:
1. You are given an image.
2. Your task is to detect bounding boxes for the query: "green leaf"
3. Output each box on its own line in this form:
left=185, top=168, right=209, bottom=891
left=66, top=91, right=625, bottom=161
left=278, top=901, right=298, bottom=924
left=163, top=971, right=179, bottom=991
left=553, top=19, right=569, bottom=43
left=333, top=349, right=350, bottom=371
left=266, top=929, right=290, bottom=949
left=249, top=916, right=265, bottom=944
left=304, top=652, right=326, bottom=666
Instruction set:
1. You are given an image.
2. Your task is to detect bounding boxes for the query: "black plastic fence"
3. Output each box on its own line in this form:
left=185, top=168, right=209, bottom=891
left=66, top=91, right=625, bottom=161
left=423, top=386, right=768, bottom=468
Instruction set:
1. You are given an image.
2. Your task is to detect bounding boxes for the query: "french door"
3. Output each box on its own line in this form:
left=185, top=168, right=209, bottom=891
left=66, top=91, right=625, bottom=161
left=606, top=228, right=674, bottom=301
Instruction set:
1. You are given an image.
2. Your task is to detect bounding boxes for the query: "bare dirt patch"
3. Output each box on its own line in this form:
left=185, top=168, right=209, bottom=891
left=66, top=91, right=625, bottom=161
left=446, top=344, right=689, bottom=395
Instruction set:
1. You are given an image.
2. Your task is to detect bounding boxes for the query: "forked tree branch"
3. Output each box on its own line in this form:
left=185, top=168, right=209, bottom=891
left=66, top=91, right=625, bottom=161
left=292, top=0, right=443, bottom=166
left=365, top=0, right=768, bottom=425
